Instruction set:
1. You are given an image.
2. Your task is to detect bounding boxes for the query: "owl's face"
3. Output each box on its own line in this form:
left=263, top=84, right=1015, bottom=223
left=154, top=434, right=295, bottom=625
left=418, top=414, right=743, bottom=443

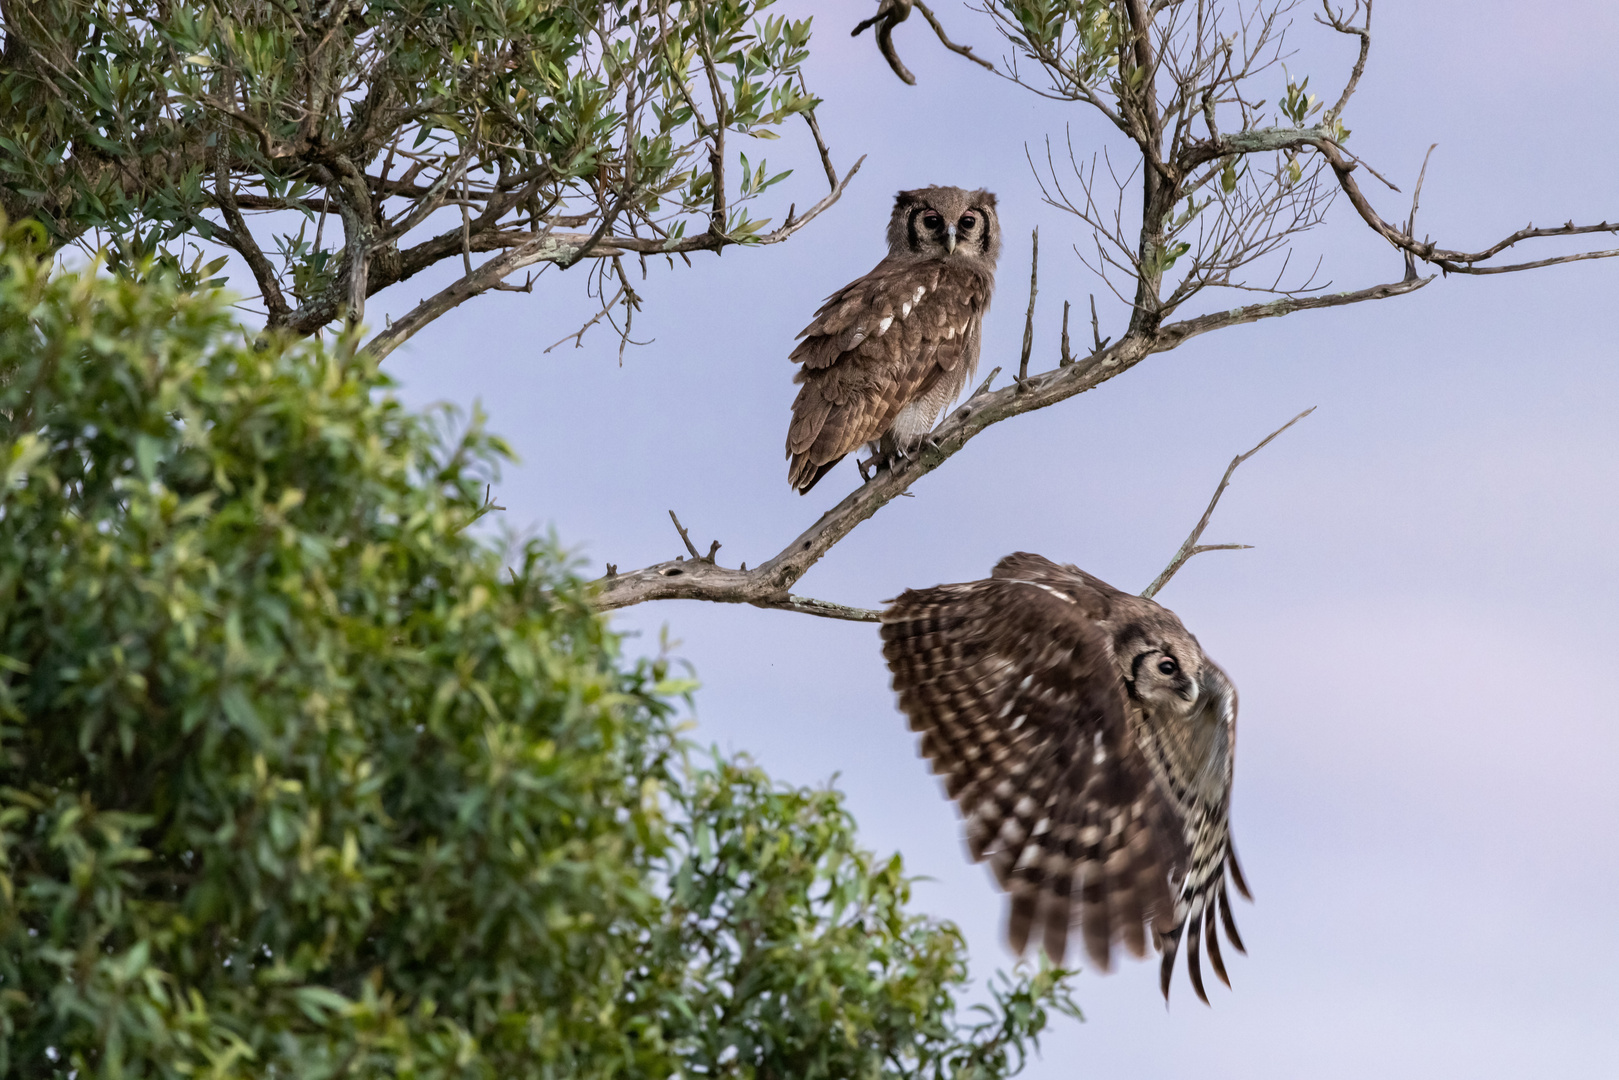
left=886, top=185, right=1001, bottom=266
left=1122, top=628, right=1209, bottom=717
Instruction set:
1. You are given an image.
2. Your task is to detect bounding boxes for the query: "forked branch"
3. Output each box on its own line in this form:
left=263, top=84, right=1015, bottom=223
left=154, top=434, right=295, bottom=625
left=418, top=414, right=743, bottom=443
left=1308, top=138, right=1619, bottom=276
left=590, top=267, right=1425, bottom=618
left=591, top=0, right=1613, bottom=622
left=1140, top=406, right=1315, bottom=600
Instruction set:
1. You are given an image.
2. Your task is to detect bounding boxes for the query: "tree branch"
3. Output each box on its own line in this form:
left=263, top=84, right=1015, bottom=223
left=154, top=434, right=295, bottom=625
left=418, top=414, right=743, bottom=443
left=1154, top=273, right=1433, bottom=347
left=1178, top=126, right=1619, bottom=278
left=363, top=156, right=864, bottom=361
left=668, top=510, right=721, bottom=564
left=590, top=260, right=1433, bottom=620
left=1018, top=227, right=1038, bottom=382
left=1311, top=138, right=1619, bottom=274
left=1140, top=406, right=1316, bottom=600
left=586, top=0, right=1613, bottom=623
left=1317, top=0, right=1371, bottom=130
left=914, top=2, right=997, bottom=73
left=211, top=144, right=291, bottom=323
left=853, top=0, right=995, bottom=86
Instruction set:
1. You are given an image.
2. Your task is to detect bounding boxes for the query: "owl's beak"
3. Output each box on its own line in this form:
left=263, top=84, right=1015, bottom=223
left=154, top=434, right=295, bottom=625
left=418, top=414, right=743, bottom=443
left=944, top=225, right=957, bottom=254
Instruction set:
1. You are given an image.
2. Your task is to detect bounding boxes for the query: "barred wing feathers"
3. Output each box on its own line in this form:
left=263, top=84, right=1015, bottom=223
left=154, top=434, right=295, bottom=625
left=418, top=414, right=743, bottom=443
left=880, top=552, right=1250, bottom=1002
left=786, top=261, right=982, bottom=494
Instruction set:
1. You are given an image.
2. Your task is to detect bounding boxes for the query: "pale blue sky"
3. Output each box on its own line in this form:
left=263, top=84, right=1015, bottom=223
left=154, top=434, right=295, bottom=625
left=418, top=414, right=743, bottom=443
left=378, top=3, right=1619, bottom=1076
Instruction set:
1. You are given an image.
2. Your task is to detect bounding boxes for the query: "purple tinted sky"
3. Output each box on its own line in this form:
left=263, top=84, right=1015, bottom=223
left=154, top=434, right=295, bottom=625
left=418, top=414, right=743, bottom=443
left=376, top=3, right=1619, bottom=1076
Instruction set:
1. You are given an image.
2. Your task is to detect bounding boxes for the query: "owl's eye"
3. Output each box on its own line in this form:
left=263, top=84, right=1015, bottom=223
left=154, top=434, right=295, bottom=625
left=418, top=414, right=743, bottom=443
left=959, top=215, right=976, bottom=229
left=923, top=213, right=943, bottom=229
left=1157, top=658, right=1179, bottom=675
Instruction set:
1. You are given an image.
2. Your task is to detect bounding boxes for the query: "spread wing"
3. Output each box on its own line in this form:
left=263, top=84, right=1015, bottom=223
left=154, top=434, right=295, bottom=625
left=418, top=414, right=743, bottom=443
left=786, top=261, right=982, bottom=493
left=880, top=572, right=1184, bottom=973
left=884, top=553, right=1251, bottom=1002
left=1045, top=554, right=1251, bottom=1003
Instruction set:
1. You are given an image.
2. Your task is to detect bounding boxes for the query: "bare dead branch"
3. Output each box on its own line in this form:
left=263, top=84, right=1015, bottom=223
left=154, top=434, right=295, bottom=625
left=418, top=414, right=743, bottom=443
left=591, top=272, right=1427, bottom=618
left=1060, top=299, right=1073, bottom=366
left=1311, top=138, right=1619, bottom=275
left=1140, top=406, right=1316, bottom=600
left=802, top=101, right=840, bottom=191
left=1317, top=0, right=1370, bottom=129
left=668, top=510, right=721, bottom=564
left=543, top=285, right=627, bottom=353
left=1155, top=273, right=1431, bottom=346
left=1089, top=293, right=1111, bottom=355
left=1407, top=142, right=1436, bottom=235
left=764, top=596, right=883, bottom=622
left=1401, top=142, right=1437, bottom=279
left=1018, top=228, right=1039, bottom=382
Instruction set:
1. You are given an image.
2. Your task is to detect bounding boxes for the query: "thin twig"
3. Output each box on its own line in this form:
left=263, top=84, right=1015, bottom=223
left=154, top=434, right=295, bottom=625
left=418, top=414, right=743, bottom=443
left=668, top=510, right=720, bottom=564
left=1311, top=137, right=1619, bottom=274
left=1088, top=293, right=1110, bottom=355
left=543, top=285, right=627, bottom=353
left=1140, top=406, right=1317, bottom=600
left=1318, top=0, right=1372, bottom=130
left=1402, top=143, right=1437, bottom=279
left=1018, top=227, right=1039, bottom=383
left=801, top=90, right=840, bottom=191
left=1408, top=143, right=1436, bottom=232
left=914, top=1, right=997, bottom=72
left=1059, top=300, right=1073, bottom=366
left=455, top=484, right=507, bottom=534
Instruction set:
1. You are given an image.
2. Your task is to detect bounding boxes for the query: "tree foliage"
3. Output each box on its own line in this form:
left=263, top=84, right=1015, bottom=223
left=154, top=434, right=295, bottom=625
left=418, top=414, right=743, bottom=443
left=0, top=0, right=847, bottom=354
left=0, top=226, right=1076, bottom=1077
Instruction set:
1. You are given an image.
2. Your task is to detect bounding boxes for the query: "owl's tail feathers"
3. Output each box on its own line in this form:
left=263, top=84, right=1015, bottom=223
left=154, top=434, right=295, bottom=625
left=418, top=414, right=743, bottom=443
left=1226, top=840, right=1254, bottom=901
left=788, top=454, right=842, bottom=494
left=1157, top=859, right=1250, bottom=1004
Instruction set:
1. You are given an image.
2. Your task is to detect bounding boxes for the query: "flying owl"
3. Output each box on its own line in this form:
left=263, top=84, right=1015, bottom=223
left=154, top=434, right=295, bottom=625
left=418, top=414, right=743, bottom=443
left=880, top=552, right=1251, bottom=1003
left=786, top=186, right=1001, bottom=494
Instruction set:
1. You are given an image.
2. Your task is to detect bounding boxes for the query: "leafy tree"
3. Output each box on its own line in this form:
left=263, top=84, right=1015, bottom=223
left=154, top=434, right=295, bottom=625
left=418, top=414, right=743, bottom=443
left=0, top=227, right=1075, bottom=1076
left=12, top=1, right=1608, bottom=1072
left=0, top=0, right=856, bottom=357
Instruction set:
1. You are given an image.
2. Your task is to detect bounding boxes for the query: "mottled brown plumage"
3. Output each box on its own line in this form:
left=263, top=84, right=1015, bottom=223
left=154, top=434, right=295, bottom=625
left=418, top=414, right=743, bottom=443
left=787, top=186, right=1000, bottom=494
left=880, top=552, right=1250, bottom=1003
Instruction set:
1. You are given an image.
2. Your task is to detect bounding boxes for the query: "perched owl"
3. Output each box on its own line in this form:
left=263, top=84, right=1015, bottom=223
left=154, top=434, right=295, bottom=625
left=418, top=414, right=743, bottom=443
left=880, top=552, right=1251, bottom=1003
left=786, top=186, right=1001, bottom=494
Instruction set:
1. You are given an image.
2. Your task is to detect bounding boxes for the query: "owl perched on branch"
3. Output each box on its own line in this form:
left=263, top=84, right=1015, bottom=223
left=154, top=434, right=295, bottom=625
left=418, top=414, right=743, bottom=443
left=880, top=552, right=1251, bottom=1003
left=786, top=186, right=1001, bottom=494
